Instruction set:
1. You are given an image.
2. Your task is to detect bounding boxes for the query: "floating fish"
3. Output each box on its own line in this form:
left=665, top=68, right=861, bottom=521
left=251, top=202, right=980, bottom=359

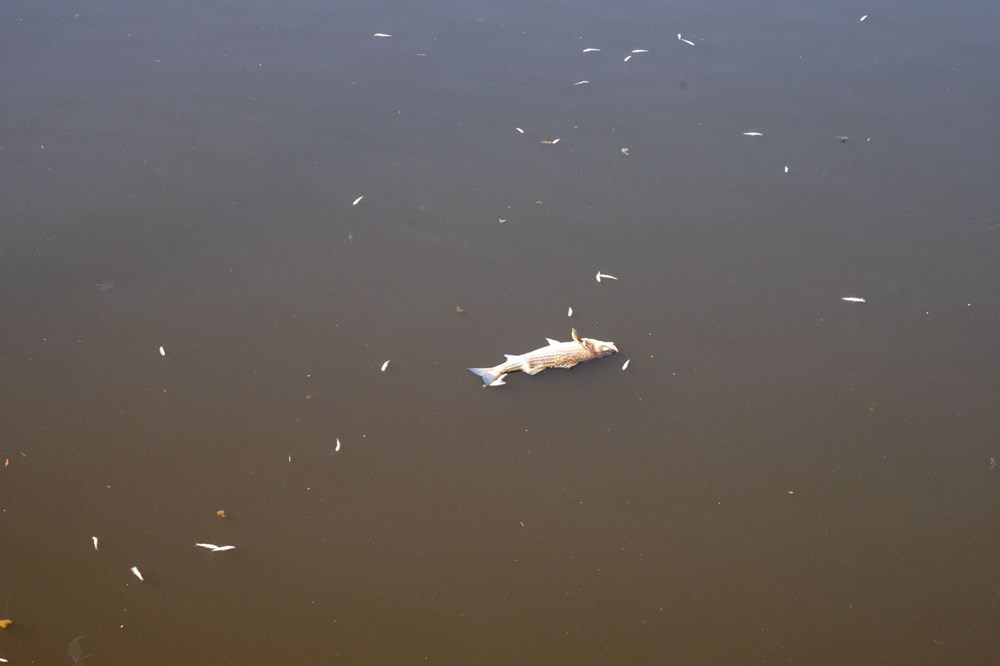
left=92, top=536, right=99, bottom=550
left=841, top=296, right=866, bottom=303
left=130, top=566, right=144, bottom=581
left=468, top=328, right=618, bottom=387
left=572, top=80, right=590, bottom=86
left=195, top=543, right=235, bottom=552
left=381, top=360, right=390, bottom=372
left=631, top=49, right=649, bottom=53
left=567, top=307, right=573, bottom=317
left=335, top=438, right=342, bottom=452
left=742, top=132, right=763, bottom=137
left=595, top=271, right=619, bottom=282
left=621, top=359, right=630, bottom=371
left=679, top=37, right=695, bottom=46
left=582, top=48, right=601, bottom=53
left=373, top=32, right=392, bottom=38
left=514, top=127, right=525, bottom=134
left=159, top=346, right=166, bottom=356
left=352, top=195, right=364, bottom=206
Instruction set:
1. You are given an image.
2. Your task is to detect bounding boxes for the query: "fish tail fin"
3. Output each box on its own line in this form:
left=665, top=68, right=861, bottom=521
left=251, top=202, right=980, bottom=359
left=468, top=366, right=505, bottom=386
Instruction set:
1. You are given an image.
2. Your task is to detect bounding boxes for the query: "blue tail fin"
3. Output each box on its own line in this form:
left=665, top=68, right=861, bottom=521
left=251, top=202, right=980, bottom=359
left=468, top=367, right=505, bottom=386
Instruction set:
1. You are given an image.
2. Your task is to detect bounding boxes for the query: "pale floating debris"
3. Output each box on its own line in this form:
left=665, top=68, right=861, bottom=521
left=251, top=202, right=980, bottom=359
left=631, top=49, right=649, bottom=53
left=742, top=132, right=763, bottom=137
left=195, top=543, right=235, bottom=552
left=621, top=358, right=630, bottom=371
left=859, top=14, right=868, bottom=22
left=335, top=438, right=342, bottom=452
left=620, top=147, right=630, bottom=156
left=514, top=127, right=525, bottom=134
left=159, top=345, right=166, bottom=356
left=679, top=37, right=695, bottom=47
left=623, top=55, right=632, bottom=62
left=373, top=32, right=393, bottom=38
left=352, top=195, right=364, bottom=206
left=841, top=296, right=867, bottom=303
left=567, top=307, right=573, bottom=317
left=595, top=271, right=619, bottom=283
left=498, top=218, right=506, bottom=223
left=380, top=360, right=390, bottom=372
left=540, top=138, right=561, bottom=145
left=572, top=80, right=590, bottom=86
left=92, top=536, right=99, bottom=550
left=130, top=566, right=144, bottom=581
left=582, top=47, right=601, bottom=53
left=784, top=165, right=789, bottom=173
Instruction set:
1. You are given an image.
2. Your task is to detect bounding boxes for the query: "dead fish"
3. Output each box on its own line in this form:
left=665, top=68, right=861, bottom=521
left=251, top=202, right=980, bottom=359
left=468, top=328, right=618, bottom=387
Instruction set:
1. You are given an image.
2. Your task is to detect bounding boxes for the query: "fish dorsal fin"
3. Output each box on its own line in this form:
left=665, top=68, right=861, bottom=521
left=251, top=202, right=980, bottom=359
left=545, top=338, right=559, bottom=346
left=571, top=328, right=582, bottom=344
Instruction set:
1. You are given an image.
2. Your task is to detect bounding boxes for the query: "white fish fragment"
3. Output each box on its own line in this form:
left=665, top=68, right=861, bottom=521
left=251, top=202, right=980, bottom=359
left=381, top=360, right=390, bottom=372
left=572, top=80, right=590, bottom=86
left=595, top=271, right=619, bottom=283
left=631, top=49, right=649, bottom=53
left=92, top=536, right=99, bottom=550
left=335, top=438, right=342, bottom=452
left=130, top=566, right=144, bottom=581
left=623, top=55, right=632, bottom=62
left=679, top=37, right=695, bottom=47
left=841, top=296, right=866, bottom=303
left=352, top=195, right=364, bottom=206
left=859, top=15, right=868, bottom=22
left=159, top=345, right=166, bottom=356
left=567, top=307, right=573, bottom=317
left=621, top=358, right=630, bottom=371
left=373, top=32, right=392, bottom=38
left=742, top=132, right=763, bottom=137
left=582, top=48, right=601, bottom=53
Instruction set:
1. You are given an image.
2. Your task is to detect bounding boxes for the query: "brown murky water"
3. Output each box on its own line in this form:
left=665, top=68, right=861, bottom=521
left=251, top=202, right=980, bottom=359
left=3, top=0, right=1000, bottom=663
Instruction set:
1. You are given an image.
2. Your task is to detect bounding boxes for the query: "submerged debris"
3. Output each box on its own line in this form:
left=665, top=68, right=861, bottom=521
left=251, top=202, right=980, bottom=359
left=68, top=635, right=91, bottom=664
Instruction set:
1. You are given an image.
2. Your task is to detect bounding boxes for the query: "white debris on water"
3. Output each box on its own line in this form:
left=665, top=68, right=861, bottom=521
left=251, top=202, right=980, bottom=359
left=130, top=566, right=144, bottom=581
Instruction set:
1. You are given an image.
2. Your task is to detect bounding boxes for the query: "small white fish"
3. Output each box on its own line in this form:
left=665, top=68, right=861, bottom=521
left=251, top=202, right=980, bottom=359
left=567, top=307, right=573, bottom=317
left=595, top=271, right=619, bottom=282
left=373, top=32, right=392, bottom=38
left=679, top=38, right=695, bottom=46
left=540, top=138, right=560, bottom=145
left=131, top=566, right=144, bottom=581
left=582, top=48, right=601, bottom=53
left=381, top=360, right=390, bottom=372
left=623, top=55, right=632, bottom=62
left=515, top=127, right=524, bottom=134
left=743, top=132, right=763, bottom=137
left=621, top=358, right=630, bottom=371
left=631, top=49, right=649, bottom=53
left=784, top=165, right=789, bottom=173
left=335, top=438, right=342, bottom=452
left=620, top=147, right=630, bottom=156
left=572, top=80, right=590, bottom=86
left=841, top=296, right=867, bottom=303
left=498, top=218, right=506, bottom=223
left=212, top=545, right=236, bottom=552
left=92, top=536, right=99, bottom=550
left=159, top=345, right=166, bottom=356
left=196, top=543, right=236, bottom=552
left=352, top=195, right=364, bottom=206
left=859, top=15, right=868, bottom=22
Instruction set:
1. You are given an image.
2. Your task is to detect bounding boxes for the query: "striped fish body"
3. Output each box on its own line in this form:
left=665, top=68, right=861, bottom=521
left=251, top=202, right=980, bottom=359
left=468, top=329, right=618, bottom=387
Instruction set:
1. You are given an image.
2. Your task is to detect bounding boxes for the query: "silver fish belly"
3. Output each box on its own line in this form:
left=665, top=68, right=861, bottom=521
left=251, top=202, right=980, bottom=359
left=468, top=328, right=618, bottom=387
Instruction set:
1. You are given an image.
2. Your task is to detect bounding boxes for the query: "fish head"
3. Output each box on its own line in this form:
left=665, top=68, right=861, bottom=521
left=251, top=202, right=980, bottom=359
left=584, top=338, right=618, bottom=356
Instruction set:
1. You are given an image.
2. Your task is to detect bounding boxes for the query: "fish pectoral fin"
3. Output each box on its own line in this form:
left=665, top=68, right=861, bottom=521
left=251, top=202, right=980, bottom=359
left=545, top=338, right=560, bottom=346
left=523, top=365, right=547, bottom=375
